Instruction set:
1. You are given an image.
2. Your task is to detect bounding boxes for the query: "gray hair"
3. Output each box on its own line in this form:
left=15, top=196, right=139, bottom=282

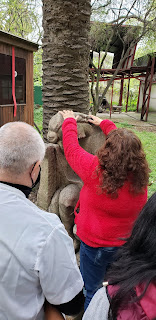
left=0, top=121, right=45, bottom=174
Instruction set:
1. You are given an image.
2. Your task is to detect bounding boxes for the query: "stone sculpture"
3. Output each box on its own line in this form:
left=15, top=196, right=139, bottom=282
left=37, top=112, right=106, bottom=252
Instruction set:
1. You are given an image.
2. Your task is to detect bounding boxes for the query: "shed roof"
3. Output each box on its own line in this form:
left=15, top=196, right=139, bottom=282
left=0, top=30, right=38, bottom=52
left=90, top=22, right=140, bottom=54
left=134, top=52, right=156, bottom=68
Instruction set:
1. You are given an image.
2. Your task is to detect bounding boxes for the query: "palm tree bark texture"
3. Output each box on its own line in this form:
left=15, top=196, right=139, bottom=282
left=42, top=0, right=91, bottom=140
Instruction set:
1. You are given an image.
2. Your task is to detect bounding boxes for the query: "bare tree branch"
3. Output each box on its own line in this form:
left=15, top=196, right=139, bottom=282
left=90, top=0, right=156, bottom=114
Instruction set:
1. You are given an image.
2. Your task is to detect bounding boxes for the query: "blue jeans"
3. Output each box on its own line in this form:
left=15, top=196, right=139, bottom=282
left=80, top=241, right=118, bottom=310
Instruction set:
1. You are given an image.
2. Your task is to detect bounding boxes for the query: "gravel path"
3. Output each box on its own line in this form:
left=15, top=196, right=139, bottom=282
left=97, top=111, right=156, bottom=133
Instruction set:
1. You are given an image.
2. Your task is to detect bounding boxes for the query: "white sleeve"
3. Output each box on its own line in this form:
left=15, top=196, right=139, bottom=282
left=82, top=287, right=109, bottom=320
left=36, top=223, right=84, bottom=305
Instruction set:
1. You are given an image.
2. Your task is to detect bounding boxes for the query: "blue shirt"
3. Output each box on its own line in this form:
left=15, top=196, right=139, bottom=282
left=0, top=183, right=83, bottom=320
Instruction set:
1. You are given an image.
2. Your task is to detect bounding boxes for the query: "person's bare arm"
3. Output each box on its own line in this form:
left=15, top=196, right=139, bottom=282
left=45, top=303, right=64, bottom=320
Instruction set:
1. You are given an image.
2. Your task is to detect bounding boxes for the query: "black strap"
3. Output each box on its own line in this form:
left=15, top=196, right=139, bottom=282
left=45, top=289, right=84, bottom=316
left=106, top=285, right=111, bottom=303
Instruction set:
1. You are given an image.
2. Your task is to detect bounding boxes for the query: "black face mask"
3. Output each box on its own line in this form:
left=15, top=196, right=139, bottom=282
left=0, top=165, right=41, bottom=199
left=30, top=164, right=41, bottom=189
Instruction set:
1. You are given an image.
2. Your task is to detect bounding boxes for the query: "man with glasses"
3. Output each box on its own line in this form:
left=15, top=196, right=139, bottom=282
left=0, top=121, right=84, bottom=320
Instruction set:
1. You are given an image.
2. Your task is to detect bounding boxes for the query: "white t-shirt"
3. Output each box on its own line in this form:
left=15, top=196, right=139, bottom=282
left=0, top=183, right=83, bottom=320
left=82, top=286, right=109, bottom=320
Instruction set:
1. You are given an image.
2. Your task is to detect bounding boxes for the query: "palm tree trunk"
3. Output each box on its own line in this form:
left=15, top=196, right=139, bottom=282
left=42, top=0, right=91, bottom=139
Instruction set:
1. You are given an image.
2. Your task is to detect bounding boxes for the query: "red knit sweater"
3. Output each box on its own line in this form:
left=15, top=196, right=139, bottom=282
left=62, top=118, right=147, bottom=248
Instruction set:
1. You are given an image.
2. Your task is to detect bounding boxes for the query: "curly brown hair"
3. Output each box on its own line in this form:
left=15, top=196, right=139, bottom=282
left=96, top=128, right=150, bottom=198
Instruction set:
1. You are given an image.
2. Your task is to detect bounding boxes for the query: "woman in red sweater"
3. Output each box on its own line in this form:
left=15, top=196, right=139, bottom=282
left=59, top=110, right=149, bottom=310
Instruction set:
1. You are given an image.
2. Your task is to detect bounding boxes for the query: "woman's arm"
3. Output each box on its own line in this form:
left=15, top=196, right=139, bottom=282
left=59, top=111, right=116, bottom=181
left=88, top=115, right=117, bottom=135
left=59, top=110, right=95, bottom=182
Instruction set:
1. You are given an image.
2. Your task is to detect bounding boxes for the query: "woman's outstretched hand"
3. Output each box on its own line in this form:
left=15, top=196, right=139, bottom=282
left=59, top=110, right=76, bottom=120
left=88, top=115, right=102, bottom=126
left=59, top=111, right=102, bottom=126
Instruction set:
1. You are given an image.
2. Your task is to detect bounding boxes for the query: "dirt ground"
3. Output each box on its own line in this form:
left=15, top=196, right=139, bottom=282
left=97, top=111, right=156, bottom=133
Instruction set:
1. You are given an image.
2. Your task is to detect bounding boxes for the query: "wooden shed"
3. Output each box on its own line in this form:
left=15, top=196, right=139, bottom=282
left=0, top=30, right=38, bottom=127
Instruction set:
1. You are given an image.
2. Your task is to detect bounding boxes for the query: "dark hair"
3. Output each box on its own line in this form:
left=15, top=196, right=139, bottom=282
left=106, top=192, right=156, bottom=319
left=96, top=128, right=149, bottom=198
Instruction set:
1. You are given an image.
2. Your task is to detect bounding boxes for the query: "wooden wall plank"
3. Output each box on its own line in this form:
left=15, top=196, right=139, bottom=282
left=0, top=41, right=35, bottom=127
left=26, top=52, right=34, bottom=126
left=0, top=106, right=13, bottom=126
left=0, top=44, right=27, bottom=59
left=0, top=105, right=27, bottom=127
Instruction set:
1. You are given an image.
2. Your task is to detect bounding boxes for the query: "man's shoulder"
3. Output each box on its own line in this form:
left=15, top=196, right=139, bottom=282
left=0, top=183, right=63, bottom=237
left=24, top=197, right=62, bottom=233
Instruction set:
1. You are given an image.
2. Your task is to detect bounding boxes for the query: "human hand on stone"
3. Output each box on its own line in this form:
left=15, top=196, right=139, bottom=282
left=88, top=115, right=102, bottom=126
left=59, top=110, right=76, bottom=120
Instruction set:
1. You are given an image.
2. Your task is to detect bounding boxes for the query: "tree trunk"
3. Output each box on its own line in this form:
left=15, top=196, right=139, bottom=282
left=42, top=0, right=91, bottom=139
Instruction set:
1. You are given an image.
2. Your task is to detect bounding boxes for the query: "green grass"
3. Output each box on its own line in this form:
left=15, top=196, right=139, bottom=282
left=34, top=106, right=43, bottom=133
left=116, top=123, right=156, bottom=198
left=34, top=109, right=156, bottom=198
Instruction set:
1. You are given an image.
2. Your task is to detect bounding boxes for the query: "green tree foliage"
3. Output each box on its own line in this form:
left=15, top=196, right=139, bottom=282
left=33, top=48, right=43, bottom=86
left=0, top=0, right=42, bottom=41
left=0, top=0, right=43, bottom=85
